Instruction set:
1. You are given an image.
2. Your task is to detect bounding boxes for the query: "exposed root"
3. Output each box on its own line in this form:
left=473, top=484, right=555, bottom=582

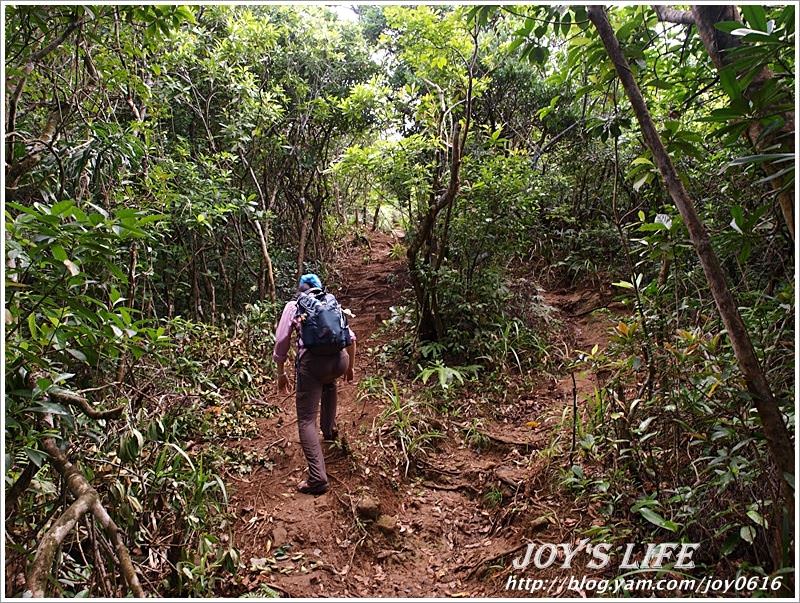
left=34, top=426, right=145, bottom=598
left=49, top=386, right=125, bottom=420
left=461, top=516, right=551, bottom=579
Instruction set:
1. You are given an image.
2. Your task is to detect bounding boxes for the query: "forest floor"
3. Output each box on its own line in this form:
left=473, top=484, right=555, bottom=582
left=224, top=231, right=617, bottom=598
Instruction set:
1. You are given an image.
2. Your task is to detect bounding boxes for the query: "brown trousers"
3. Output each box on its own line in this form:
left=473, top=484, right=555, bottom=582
left=295, top=350, right=348, bottom=487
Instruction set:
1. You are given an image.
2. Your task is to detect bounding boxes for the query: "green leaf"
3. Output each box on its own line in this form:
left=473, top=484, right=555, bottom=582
left=27, top=313, right=38, bottom=339
left=132, top=428, right=145, bottom=450
left=647, top=79, right=673, bottom=90
left=740, top=525, right=756, bottom=544
left=24, top=447, right=49, bottom=467
left=741, top=5, right=767, bottom=32
left=530, top=46, right=548, bottom=64
left=719, top=67, right=740, bottom=101
left=560, top=14, right=571, bottom=36
left=66, top=348, right=88, bottom=362
left=167, top=442, right=196, bottom=471
left=51, top=245, right=67, bottom=262
left=633, top=173, right=651, bottom=191
left=639, top=507, right=678, bottom=532
left=507, top=37, right=525, bottom=53
left=754, top=166, right=794, bottom=186
left=730, top=206, right=745, bottom=234
left=616, top=18, right=638, bottom=41
left=747, top=509, right=768, bottom=528
left=214, top=474, right=228, bottom=503
left=739, top=240, right=752, bottom=263
left=697, top=107, right=749, bottom=123
left=714, top=20, right=744, bottom=34
left=725, top=153, right=794, bottom=171
left=721, top=530, right=741, bottom=554
left=51, top=200, right=75, bottom=216
left=638, top=223, right=667, bottom=232
left=30, top=401, right=72, bottom=416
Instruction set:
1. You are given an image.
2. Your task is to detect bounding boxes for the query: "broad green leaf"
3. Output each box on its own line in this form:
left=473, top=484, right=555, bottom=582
left=714, top=20, right=744, bottom=34
left=639, top=507, right=678, bottom=532
left=638, top=223, right=667, bottom=232
left=51, top=245, right=67, bottom=262
left=740, top=525, right=756, bottom=544
left=747, top=509, right=767, bottom=528
left=29, top=401, right=72, bottom=416
left=741, top=5, right=767, bottom=32
left=24, top=447, right=49, bottom=467
left=719, top=67, right=740, bottom=101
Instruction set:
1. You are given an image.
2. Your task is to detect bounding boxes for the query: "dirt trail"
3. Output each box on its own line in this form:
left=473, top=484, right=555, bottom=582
left=226, top=231, right=616, bottom=598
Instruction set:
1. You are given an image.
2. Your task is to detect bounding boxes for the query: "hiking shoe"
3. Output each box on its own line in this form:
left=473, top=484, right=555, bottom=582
left=297, top=480, right=329, bottom=496
left=322, top=428, right=340, bottom=443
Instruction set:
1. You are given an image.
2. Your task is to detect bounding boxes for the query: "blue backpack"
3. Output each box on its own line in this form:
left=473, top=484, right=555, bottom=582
left=295, top=288, right=352, bottom=354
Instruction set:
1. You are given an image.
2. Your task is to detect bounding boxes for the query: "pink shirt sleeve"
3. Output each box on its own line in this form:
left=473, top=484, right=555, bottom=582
left=273, top=301, right=297, bottom=363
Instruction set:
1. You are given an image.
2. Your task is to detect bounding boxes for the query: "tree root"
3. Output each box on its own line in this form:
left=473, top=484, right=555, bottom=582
left=460, top=516, right=551, bottom=579
left=26, top=417, right=145, bottom=598
left=481, top=431, right=543, bottom=449
left=421, top=480, right=480, bottom=496
left=28, top=492, right=98, bottom=596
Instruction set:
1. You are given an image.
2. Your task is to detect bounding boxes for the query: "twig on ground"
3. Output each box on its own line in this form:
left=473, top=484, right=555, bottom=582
left=422, top=480, right=480, bottom=495
left=570, top=371, right=578, bottom=465
left=461, top=517, right=551, bottom=579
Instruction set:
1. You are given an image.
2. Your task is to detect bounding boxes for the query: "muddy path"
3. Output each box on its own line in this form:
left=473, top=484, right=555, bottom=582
left=225, top=231, right=616, bottom=597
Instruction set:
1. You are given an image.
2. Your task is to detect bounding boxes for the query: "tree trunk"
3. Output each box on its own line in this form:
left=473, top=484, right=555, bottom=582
left=406, top=27, right=479, bottom=343
left=297, top=216, right=309, bottom=279
left=249, top=217, right=275, bottom=301
left=239, top=151, right=277, bottom=301
left=588, top=5, right=794, bottom=509
left=191, top=241, right=202, bottom=321
left=201, top=250, right=216, bottom=325
left=371, top=204, right=381, bottom=231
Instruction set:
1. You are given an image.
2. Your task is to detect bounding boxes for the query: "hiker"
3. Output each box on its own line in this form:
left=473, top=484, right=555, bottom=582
left=273, top=273, right=356, bottom=495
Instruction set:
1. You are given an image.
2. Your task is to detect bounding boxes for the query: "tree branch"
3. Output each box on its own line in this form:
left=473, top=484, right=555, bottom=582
left=49, top=387, right=125, bottom=420
left=6, top=14, right=84, bottom=139
left=27, top=492, right=97, bottom=597
left=652, top=5, right=695, bottom=25
left=5, top=461, right=40, bottom=519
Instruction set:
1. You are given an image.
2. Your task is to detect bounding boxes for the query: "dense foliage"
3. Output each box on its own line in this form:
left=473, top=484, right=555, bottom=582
left=4, top=3, right=794, bottom=597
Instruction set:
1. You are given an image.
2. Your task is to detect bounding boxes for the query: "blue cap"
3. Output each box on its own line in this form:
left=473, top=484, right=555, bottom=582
left=299, top=273, right=322, bottom=289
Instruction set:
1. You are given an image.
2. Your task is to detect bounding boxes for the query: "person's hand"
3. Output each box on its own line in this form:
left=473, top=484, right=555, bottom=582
left=277, top=373, right=291, bottom=394
left=345, top=367, right=355, bottom=383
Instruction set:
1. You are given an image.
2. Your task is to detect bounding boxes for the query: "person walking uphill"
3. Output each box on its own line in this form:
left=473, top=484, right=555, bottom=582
left=273, top=273, right=356, bottom=495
